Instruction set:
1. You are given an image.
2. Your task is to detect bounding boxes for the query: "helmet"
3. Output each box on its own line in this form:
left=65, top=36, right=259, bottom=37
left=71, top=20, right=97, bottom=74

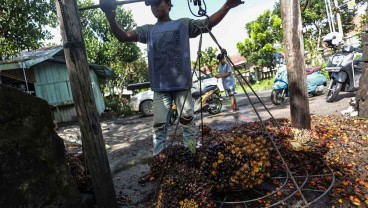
left=323, top=32, right=343, bottom=49
left=273, top=53, right=285, bottom=65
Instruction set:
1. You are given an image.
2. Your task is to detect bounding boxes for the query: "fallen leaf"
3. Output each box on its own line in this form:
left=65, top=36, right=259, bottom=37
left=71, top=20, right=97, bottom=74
left=349, top=195, right=361, bottom=206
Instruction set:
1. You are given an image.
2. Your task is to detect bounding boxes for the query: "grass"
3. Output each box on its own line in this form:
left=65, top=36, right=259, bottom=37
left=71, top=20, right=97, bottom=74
left=238, top=77, right=274, bottom=93
left=221, top=77, right=274, bottom=96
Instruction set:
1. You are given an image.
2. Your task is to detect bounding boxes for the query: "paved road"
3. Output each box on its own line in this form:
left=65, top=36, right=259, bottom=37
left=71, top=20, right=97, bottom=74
left=198, top=89, right=354, bottom=130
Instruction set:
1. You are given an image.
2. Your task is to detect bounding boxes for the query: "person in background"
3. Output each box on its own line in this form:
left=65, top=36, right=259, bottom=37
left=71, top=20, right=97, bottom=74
left=200, top=64, right=212, bottom=78
left=215, top=53, right=238, bottom=112
left=322, top=32, right=343, bottom=49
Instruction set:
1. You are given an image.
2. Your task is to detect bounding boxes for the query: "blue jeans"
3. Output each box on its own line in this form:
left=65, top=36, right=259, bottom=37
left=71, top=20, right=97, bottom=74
left=152, top=90, right=198, bottom=156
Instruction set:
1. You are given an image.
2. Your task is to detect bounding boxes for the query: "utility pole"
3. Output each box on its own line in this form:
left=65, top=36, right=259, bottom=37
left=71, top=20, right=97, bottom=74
left=334, top=0, right=344, bottom=36
left=280, top=0, right=311, bottom=129
left=325, top=0, right=334, bottom=32
left=55, top=0, right=118, bottom=207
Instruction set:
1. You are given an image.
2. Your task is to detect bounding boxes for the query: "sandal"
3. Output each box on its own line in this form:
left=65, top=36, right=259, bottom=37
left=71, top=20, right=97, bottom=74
left=138, top=170, right=156, bottom=184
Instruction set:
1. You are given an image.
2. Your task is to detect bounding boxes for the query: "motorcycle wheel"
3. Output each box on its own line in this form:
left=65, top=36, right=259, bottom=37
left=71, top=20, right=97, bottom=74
left=271, top=89, right=286, bottom=105
left=326, top=80, right=342, bottom=102
left=208, top=98, right=222, bottom=115
left=167, top=108, right=178, bottom=125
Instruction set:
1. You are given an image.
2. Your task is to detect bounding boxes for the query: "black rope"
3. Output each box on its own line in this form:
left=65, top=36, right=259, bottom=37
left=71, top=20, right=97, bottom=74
left=172, top=31, right=205, bottom=144
left=187, top=0, right=208, bottom=17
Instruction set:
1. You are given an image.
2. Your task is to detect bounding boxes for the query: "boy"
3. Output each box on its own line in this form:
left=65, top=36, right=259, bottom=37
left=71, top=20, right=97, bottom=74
left=101, top=0, right=243, bottom=182
left=215, top=53, right=238, bottom=112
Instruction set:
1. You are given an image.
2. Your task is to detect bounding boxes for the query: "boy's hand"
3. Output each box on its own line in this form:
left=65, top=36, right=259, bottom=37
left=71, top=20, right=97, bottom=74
left=226, top=0, right=244, bottom=9
left=100, top=0, right=116, bottom=13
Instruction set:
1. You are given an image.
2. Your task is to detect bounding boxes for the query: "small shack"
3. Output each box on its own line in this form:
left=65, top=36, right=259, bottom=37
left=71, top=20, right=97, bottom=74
left=0, top=45, right=114, bottom=123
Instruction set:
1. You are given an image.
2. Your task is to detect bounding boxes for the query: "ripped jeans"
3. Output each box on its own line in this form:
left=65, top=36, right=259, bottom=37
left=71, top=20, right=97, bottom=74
left=152, top=90, right=198, bottom=156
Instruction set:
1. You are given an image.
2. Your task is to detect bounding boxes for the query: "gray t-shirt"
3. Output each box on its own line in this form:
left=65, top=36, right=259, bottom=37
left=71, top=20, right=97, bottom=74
left=134, top=18, right=211, bottom=91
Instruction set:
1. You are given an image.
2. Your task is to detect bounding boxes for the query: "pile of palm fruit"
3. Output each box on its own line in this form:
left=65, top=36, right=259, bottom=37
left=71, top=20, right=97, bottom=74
left=152, top=117, right=337, bottom=207
left=152, top=123, right=275, bottom=207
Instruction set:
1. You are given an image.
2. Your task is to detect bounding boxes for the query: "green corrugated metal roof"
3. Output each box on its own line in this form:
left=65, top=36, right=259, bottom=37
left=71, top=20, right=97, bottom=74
left=0, top=46, right=63, bottom=70
left=0, top=46, right=115, bottom=79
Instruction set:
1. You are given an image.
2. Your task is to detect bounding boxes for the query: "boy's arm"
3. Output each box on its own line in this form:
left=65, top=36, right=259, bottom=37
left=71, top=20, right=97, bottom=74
left=215, top=66, right=231, bottom=79
left=208, top=0, right=243, bottom=28
left=101, top=4, right=139, bottom=42
left=216, top=72, right=231, bottom=79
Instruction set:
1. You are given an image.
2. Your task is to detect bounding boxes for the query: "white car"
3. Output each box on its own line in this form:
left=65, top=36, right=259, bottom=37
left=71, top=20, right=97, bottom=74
left=129, top=75, right=223, bottom=116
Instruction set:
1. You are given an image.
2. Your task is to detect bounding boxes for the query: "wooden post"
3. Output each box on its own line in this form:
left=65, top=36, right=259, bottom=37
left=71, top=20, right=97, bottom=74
left=280, top=0, right=311, bottom=129
left=55, top=0, right=118, bottom=207
left=357, top=5, right=368, bottom=117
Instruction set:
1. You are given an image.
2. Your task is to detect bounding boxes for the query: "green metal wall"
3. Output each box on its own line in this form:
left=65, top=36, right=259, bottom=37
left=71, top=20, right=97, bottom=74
left=34, top=62, right=73, bottom=106
left=33, top=62, right=105, bottom=123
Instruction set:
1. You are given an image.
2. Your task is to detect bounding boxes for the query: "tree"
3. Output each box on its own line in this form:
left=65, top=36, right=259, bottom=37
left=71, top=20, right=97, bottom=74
left=0, top=0, right=57, bottom=59
left=357, top=5, right=368, bottom=117
left=79, top=0, right=140, bottom=65
left=247, top=0, right=366, bottom=67
left=78, top=0, right=148, bottom=105
left=280, top=0, right=311, bottom=129
left=236, top=10, right=282, bottom=69
left=193, top=46, right=218, bottom=69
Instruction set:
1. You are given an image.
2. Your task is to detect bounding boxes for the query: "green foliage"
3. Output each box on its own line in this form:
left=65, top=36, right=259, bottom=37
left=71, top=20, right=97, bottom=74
left=321, top=69, right=330, bottom=81
left=240, top=0, right=366, bottom=72
left=0, top=0, right=57, bottom=59
left=355, top=14, right=366, bottom=39
left=79, top=0, right=140, bottom=64
left=236, top=10, right=282, bottom=69
left=201, top=47, right=218, bottom=68
left=192, top=46, right=219, bottom=71
left=78, top=0, right=148, bottom=115
left=104, top=96, right=133, bottom=116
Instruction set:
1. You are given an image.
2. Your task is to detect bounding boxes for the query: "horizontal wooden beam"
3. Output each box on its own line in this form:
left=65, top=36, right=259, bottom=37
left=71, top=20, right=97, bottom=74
left=79, top=0, right=145, bottom=11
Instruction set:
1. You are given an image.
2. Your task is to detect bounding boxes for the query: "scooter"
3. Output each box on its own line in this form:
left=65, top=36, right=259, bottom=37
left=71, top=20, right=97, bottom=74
left=167, top=85, right=223, bottom=125
left=324, top=44, right=363, bottom=102
left=271, top=61, right=327, bottom=105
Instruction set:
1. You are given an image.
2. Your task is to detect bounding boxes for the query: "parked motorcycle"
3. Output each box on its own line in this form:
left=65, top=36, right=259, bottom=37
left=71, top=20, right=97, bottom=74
left=271, top=61, right=327, bottom=105
left=324, top=44, right=363, bottom=102
left=167, top=85, right=223, bottom=125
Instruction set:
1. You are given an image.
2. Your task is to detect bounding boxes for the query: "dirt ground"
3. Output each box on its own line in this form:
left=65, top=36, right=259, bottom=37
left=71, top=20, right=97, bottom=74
left=57, top=90, right=357, bottom=207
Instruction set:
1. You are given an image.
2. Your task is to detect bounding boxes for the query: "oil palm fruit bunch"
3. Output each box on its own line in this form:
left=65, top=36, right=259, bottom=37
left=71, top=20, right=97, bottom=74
left=156, top=168, right=216, bottom=208
left=199, top=141, right=241, bottom=191
left=226, top=133, right=273, bottom=190
left=150, top=145, right=197, bottom=177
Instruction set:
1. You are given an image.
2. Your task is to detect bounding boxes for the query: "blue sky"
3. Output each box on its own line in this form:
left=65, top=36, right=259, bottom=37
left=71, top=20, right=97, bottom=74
left=120, top=0, right=279, bottom=59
